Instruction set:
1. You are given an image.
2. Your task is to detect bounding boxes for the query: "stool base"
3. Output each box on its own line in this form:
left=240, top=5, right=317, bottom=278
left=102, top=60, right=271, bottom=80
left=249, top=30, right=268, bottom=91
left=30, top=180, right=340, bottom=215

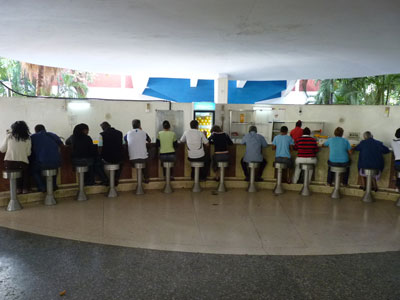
left=331, top=188, right=341, bottom=199
left=7, top=199, right=22, bottom=212
left=108, top=187, right=118, bottom=198
left=44, top=194, right=57, bottom=206
left=396, top=197, right=400, bottom=207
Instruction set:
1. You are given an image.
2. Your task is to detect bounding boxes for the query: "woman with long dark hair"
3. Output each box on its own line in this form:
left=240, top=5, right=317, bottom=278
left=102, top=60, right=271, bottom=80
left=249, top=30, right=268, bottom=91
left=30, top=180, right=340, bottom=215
left=66, top=123, right=108, bottom=186
left=0, top=121, right=32, bottom=193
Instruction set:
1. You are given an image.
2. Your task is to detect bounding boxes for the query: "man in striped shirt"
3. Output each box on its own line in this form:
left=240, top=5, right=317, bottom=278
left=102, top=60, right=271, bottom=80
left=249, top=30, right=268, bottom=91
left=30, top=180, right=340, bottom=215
left=292, top=127, right=319, bottom=183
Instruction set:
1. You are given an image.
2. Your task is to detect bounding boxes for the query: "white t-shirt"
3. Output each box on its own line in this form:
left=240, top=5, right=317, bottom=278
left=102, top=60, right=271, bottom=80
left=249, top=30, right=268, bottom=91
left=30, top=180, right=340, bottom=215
left=0, top=134, right=31, bottom=164
left=180, top=129, right=209, bottom=159
left=391, top=138, right=400, bottom=160
left=126, top=129, right=148, bottom=160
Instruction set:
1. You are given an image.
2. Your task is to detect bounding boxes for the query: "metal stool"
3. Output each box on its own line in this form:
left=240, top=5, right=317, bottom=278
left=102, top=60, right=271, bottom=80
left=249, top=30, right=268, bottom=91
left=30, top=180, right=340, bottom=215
left=300, top=164, right=314, bottom=196
left=330, top=166, right=346, bottom=199
left=42, top=169, right=57, bottom=205
left=396, top=171, right=400, bottom=207
left=217, top=161, right=229, bottom=193
left=191, top=161, right=204, bottom=193
left=134, top=162, right=146, bottom=195
left=74, top=165, right=88, bottom=201
left=362, top=169, right=378, bottom=203
left=2, top=170, right=22, bottom=211
left=104, top=164, right=120, bottom=198
left=247, top=162, right=259, bottom=193
left=273, top=162, right=288, bottom=195
left=163, top=161, right=174, bottom=194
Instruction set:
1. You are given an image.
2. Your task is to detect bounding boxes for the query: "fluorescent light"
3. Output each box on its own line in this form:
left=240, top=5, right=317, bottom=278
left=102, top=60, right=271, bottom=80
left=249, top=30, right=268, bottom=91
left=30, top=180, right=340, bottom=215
left=253, top=106, right=272, bottom=111
left=68, top=101, right=91, bottom=111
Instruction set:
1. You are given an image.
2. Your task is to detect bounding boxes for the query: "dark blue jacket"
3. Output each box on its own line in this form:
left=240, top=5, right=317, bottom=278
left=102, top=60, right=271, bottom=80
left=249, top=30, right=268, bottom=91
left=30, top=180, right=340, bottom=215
left=354, top=138, right=390, bottom=171
left=31, top=131, right=63, bottom=166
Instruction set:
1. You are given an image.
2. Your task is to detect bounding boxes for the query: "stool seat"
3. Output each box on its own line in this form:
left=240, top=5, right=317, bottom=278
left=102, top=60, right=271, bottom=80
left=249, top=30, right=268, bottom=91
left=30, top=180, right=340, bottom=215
left=104, top=164, right=120, bottom=171
left=2, top=170, right=22, bottom=180
left=274, top=162, right=287, bottom=169
left=134, top=163, right=146, bottom=169
left=191, top=162, right=204, bottom=168
left=330, top=166, right=346, bottom=173
left=75, top=166, right=89, bottom=173
left=364, top=169, right=378, bottom=176
left=42, top=169, right=57, bottom=177
left=301, top=164, right=314, bottom=171
left=163, top=162, right=175, bottom=168
left=248, top=162, right=259, bottom=168
left=218, top=161, right=229, bottom=168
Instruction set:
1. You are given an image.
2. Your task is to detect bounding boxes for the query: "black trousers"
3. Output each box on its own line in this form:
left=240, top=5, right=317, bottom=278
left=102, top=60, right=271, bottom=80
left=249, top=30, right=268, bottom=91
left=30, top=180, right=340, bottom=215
left=241, top=158, right=267, bottom=179
left=188, top=156, right=210, bottom=180
left=327, top=161, right=350, bottom=185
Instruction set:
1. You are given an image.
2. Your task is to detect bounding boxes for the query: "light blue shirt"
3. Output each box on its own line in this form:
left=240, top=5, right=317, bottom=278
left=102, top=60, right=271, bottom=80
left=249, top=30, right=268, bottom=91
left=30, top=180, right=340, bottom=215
left=324, top=137, right=351, bottom=163
left=241, top=131, right=268, bottom=163
left=272, top=134, right=294, bottom=158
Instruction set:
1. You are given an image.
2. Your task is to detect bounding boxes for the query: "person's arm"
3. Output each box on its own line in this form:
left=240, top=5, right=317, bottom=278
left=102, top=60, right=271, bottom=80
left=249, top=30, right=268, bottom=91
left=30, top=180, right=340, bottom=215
left=226, top=133, right=234, bottom=146
left=289, top=137, right=295, bottom=151
left=241, top=135, right=247, bottom=145
left=172, top=133, right=178, bottom=149
left=98, top=135, right=103, bottom=147
left=180, top=132, right=186, bottom=143
left=26, top=139, right=32, bottom=157
left=381, top=142, right=390, bottom=154
left=124, top=134, right=128, bottom=144
left=0, top=135, right=8, bottom=153
left=145, top=134, right=151, bottom=143
left=201, top=132, right=209, bottom=145
left=208, top=134, right=214, bottom=144
left=346, top=140, right=352, bottom=156
left=65, top=136, right=72, bottom=146
left=261, top=136, right=268, bottom=148
left=156, top=133, right=160, bottom=148
left=272, top=136, right=277, bottom=150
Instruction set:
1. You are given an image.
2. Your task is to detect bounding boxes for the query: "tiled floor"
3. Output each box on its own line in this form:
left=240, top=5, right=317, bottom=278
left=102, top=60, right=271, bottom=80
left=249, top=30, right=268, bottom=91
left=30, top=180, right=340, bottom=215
left=0, top=189, right=399, bottom=255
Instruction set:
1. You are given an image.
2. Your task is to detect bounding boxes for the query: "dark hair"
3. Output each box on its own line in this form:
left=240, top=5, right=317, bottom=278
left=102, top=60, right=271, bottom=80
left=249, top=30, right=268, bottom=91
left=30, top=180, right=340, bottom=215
left=249, top=125, right=257, bottom=133
left=334, top=127, right=344, bottom=137
left=34, top=124, right=46, bottom=133
left=296, top=120, right=302, bottom=127
left=395, top=128, right=400, bottom=139
left=211, top=125, right=222, bottom=133
left=73, top=123, right=89, bottom=137
left=11, top=121, right=30, bottom=141
left=280, top=126, right=288, bottom=133
left=163, top=120, right=171, bottom=130
left=190, top=120, right=199, bottom=129
left=100, top=121, right=111, bottom=131
left=303, top=127, right=311, bottom=135
left=132, top=119, right=141, bottom=129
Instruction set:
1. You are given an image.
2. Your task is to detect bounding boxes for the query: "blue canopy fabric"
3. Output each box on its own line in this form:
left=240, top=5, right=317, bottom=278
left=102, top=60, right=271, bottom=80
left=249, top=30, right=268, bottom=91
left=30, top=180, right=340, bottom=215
left=227, top=80, right=287, bottom=104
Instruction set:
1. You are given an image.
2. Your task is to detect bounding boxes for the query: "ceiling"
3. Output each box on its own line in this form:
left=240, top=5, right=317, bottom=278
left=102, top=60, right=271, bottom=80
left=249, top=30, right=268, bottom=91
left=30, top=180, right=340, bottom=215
left=1, top=0, right=399, bottom=80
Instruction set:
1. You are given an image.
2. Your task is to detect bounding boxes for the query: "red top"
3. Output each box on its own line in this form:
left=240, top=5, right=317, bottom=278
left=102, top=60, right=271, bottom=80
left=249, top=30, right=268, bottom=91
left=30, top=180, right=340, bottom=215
left=290, top=126, right=303, bottom=142
left=294, top=135, right=319, bottom=157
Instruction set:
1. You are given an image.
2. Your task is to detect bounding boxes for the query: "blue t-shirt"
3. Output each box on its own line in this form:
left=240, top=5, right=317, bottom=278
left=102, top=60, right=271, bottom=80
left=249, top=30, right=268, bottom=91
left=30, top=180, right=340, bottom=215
left=31, top=131, right=63, bottom=166
left=324, top=137, right=351, bottom=163
left=272, top=134, right=294, bottom=158
left=241, top=131, right=268, bottom=163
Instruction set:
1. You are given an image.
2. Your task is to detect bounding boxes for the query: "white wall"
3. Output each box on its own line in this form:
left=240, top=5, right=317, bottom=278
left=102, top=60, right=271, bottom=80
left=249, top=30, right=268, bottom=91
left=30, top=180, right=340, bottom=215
left=0, top=98, right=192, bottom=142
left=0, top=97, right=399, bottom=146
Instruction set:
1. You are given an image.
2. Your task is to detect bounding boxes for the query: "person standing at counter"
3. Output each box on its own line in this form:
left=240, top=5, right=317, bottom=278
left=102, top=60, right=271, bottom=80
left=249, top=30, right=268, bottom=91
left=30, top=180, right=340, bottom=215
left=292, top=127, right=319, bottom=184
left=156, top=120, right=178, bottom=179
left=272, top=126, right=294, bottom=183
left=290, top=120, right=303, bottom=142
left=354, top=131, right=390, bottom=191
left=208, top=125, right=233, bottom=181
left=30, top=124, right=63, bottom=192
left=126, top=119, right=151, bottom=183
left=66, top=123, right=108, bottom=186
left=241, top=126, right=267, bottom=182
left=99, top=122, right=124, bottom=185
left=390, top=128, right=400, bottom=190
left=0, top=121, right=31, bottom=193
left=180, top=120, right=209, bottom=181
left=324, top=127, right=351, bottom=186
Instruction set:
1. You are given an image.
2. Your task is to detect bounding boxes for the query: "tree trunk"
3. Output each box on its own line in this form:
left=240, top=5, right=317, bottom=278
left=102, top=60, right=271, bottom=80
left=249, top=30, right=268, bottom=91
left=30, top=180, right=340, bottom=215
left=36, top=65, right=44, bottom=96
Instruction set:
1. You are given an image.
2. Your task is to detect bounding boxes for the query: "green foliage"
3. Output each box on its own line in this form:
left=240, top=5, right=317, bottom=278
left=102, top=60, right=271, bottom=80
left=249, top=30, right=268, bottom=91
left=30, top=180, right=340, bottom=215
left=314, top=74, right=400, bottom=105
left=0, top=58, right=35, bottom=96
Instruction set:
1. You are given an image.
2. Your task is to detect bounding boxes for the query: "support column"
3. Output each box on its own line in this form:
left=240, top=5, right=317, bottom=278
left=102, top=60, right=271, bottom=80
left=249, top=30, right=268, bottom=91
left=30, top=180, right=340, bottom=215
left=214, top=74, right=228, bottom=104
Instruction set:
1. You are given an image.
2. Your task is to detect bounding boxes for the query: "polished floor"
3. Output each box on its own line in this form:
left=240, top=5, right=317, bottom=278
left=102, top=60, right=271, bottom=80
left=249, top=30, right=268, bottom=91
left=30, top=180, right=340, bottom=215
left=1, top=227, right=399, bottom=300
left=0, top=189, right=399, bottom=255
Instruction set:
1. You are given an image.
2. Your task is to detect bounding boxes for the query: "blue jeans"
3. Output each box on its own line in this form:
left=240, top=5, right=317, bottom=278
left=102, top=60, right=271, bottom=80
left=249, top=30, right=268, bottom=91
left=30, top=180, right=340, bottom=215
left=31, top=161, right=59, bottom=192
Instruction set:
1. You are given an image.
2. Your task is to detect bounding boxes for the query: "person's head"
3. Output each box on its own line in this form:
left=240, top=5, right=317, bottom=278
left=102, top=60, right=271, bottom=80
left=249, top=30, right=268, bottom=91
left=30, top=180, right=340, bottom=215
left=100, top=121, right=111, bottom=131
left=296, top=120, right=302, bottom=128
left=190, top=120, right=199, bottom=129
left=395, top=128, right=400, bottom=139
left=249, top=125, right=257, bottom=133
left=34, top=124, right=46, bottom=133
left=303, top=127, right=311, bottom=135
left=132, top=119, right=141, bottom=129
left=334, top=127, right=344, bottom=137
left=73, top=123, right=89, bottom=137
left=211, top=125, right=222, bottom=133
left=280, top=126, right=288, bottom=134
left=162, top=120, right=171, bottom=130
left=11, top=121, right=30, bottom=141
left=363, top=131, right=373, bottom=140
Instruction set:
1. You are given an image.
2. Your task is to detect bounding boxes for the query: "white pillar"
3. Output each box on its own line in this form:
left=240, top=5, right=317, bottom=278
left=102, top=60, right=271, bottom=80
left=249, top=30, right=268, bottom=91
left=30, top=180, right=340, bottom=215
left=214, top=74, right=228, bottom=104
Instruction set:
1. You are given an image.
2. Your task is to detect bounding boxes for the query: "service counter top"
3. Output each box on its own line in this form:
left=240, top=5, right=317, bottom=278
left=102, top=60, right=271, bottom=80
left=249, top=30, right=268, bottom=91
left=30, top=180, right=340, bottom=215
left=0, top=144, right=398, bottom=193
